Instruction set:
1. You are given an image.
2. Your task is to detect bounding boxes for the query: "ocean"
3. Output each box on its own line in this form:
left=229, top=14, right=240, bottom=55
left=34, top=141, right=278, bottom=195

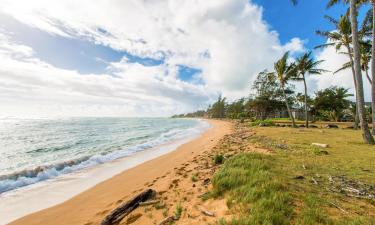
left=0, top=117, right=209, bottom=194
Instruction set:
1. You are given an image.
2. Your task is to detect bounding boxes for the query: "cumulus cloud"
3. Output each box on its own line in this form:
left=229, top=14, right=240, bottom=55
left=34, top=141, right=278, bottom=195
left=309, top=45, right=371, bottom=101
left=0, top=0, right=307, bottom=117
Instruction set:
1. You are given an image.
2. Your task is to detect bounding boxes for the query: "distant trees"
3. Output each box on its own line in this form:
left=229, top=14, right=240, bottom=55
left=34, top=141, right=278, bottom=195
left=249, top=70, right=286, bottom=120
left=312, top=87, right=353, bottom=121
left=207, top=95, right=226, bottom=118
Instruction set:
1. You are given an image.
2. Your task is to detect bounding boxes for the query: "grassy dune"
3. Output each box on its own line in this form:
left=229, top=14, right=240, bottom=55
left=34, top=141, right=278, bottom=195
left=211, top=124, right=375, bottom=224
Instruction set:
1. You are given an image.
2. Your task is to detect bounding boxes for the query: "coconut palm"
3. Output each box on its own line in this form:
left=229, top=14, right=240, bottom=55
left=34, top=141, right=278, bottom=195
left=328, top=0, right=375, bottom=143
left=293, top=52, right=327, bottom=128
left=316, top=15, right=361, bottom=129
left=336, top=40, right=372, bottom=84
left=349, top=0, right=375, bottom=144
left=273, top=52, right=297, bottom=127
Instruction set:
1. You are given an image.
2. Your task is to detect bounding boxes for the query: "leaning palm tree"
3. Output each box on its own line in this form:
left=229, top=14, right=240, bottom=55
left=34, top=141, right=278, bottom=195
left=316, top=15, right=360, bottom=129
left=273, top=52, right=297, bottom=127
left=349, top=0, right=375, bottom=144
left=293, top=52, right=327, bottom=128
left=328, top=0, right=375, bottom=143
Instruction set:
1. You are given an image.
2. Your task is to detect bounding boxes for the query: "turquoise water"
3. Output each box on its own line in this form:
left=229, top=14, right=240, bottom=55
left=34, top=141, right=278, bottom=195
left=0, top=117, right=208, bottom=193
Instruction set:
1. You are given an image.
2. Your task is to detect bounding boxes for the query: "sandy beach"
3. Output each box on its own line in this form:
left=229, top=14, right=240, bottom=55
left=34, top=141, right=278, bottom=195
left=9, top=119, right=233, bottom=225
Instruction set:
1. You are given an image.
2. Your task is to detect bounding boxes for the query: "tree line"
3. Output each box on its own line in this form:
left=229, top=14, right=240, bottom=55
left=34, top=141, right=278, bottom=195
left=175, top=0, right=375, bottom=144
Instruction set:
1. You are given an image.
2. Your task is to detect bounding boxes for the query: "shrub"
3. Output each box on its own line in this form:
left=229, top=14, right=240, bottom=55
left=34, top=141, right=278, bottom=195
left=214, top=154, right=224, bottom=165
left=250, top=119, right=275, bottom=127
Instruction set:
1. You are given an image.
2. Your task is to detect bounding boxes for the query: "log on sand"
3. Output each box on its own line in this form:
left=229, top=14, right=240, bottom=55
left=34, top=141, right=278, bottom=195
left=100, top=189, right=156, bottom=225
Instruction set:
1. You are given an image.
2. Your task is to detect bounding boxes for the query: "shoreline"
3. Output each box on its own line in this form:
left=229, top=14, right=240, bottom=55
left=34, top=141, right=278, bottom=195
left=7, top=119, right=232, bottom=225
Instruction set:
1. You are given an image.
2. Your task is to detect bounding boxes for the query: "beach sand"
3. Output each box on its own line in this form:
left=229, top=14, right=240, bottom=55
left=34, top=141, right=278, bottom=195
left=9, top=119, right=233, bottom=225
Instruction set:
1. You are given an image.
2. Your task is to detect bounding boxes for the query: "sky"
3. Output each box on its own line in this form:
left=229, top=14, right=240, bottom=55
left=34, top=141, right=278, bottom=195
left=0, top=0, right=372, bottom=118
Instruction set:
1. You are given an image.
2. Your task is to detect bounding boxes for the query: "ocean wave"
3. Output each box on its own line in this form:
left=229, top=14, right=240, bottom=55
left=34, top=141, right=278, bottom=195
left=0, top=119, right=210, bottom=193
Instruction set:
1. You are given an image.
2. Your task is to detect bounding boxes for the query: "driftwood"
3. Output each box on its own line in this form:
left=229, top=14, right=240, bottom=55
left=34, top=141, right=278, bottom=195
left=200, top=208, right=215, bottom=217
left=328, top=202, right=348, bottom=214
left=100, top=189, right=156, bottom=225
left=157, top=216, right=177, bottom=225
left=312, top=143, right=329, bottom=148
left=139, top=200, right=160, bottom=206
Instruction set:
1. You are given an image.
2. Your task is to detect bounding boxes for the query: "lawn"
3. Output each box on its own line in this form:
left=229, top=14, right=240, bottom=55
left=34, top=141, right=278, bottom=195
left=211, top=125, right=375, bottom=225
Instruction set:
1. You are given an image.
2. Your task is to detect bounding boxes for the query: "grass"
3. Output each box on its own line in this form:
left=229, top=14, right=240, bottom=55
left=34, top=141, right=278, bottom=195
left=211, top=125, right=375, bottom=225
left=174, top=203, right=183, bottom=219
left=191, top=173, right=198, bottom=182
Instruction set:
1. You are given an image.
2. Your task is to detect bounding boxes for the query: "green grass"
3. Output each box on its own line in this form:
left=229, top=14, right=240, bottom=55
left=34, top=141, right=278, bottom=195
left=211, top=126, right=375, bottom=225
left=174, top=203, right=183, bottom=219
left=212, top=153, right=293, bottom=225
left=191, top=173, right=198, bottom=182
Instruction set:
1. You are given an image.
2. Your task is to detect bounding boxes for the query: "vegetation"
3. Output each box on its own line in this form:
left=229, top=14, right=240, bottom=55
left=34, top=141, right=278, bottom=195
left=211, top=124, right=375, bottom=224
left=214, top=154, right=224, bottom=165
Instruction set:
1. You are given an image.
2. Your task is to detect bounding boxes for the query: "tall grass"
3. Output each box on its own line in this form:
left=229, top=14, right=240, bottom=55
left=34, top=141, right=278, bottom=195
left=212, top=153, right=292, bottom=225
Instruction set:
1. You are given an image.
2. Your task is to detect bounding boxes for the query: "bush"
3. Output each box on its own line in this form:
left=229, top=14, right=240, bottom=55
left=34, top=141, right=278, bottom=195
left=214, top=154, right=224, bottom=165
left=250, top=119, right=275, bottom=127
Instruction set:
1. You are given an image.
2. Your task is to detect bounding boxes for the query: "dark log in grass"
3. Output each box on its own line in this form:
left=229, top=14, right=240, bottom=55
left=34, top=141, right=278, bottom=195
left=100, top=189, right=155, bottom=225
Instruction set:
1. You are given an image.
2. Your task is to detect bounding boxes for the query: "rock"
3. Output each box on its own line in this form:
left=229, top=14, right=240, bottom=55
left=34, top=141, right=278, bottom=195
left=203, top=178, right=210, bottom=186
left=318, top=150, right=329, bottom=155
left=299, top=125, right=305, bottom=128
left=293, top=175, right=305, bottom=180
left=325, top=124, right=339, bottom=129
left=309, top=125, right=318, bottom=128
left=312, top=143, right=329, bottom=148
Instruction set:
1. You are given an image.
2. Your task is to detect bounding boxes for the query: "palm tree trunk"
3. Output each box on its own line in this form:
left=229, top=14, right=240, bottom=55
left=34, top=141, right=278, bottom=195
left=365, top=69, right=372, bottom=84
left=345, top=44, right=360, bottom=130
left=350, top=0, right=375, bottom=144
left=302, top=75, right=309, bottom=128
left=282, top=87, right=296, bottom=127
left=371, top=2, right=375, bottom=134
left=346, top=45, right=359, bottom=130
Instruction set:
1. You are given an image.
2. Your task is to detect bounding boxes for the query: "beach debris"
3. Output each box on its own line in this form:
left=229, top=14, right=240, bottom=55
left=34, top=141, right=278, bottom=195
left=139, top=200, right=160, bottom=206
left=100, top=189, right=156, bottom=225
left=325, top=124, right=339, bottom=129
left=156, top=215, right=177, bottom=225
left=312, top=143, right=329, bottom=148
left=293, top=175, right=305, bottom=180
left=125, top=213, right=143, bottom=224
left=200, top=208, right=215, bottom=217
left=328, top=202, right=348, bottom=214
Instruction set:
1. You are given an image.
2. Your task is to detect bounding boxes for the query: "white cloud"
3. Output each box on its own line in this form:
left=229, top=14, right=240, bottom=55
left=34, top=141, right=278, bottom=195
left=0, top=0, right=307, bottom=117
left=310, top=45, right=371, bottom=101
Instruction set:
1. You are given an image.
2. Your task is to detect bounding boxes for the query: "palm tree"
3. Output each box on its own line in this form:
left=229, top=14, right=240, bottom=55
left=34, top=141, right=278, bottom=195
left=273, top=52, right=297, bottom=127
left=336, top=41, right=372, bottom=84
left=293, top=52, right=327, bottom=128
left=349, top=0, right=375, bottom=144
left=316, top=15, right=360, bottom=129
left=370, top=1, right=375, bottom=134
left=328, top=0, right=375, bottom=143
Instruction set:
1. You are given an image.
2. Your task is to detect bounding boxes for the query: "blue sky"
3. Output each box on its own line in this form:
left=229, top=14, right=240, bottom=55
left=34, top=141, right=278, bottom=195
left=253, top=0, right=369, bottom=49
